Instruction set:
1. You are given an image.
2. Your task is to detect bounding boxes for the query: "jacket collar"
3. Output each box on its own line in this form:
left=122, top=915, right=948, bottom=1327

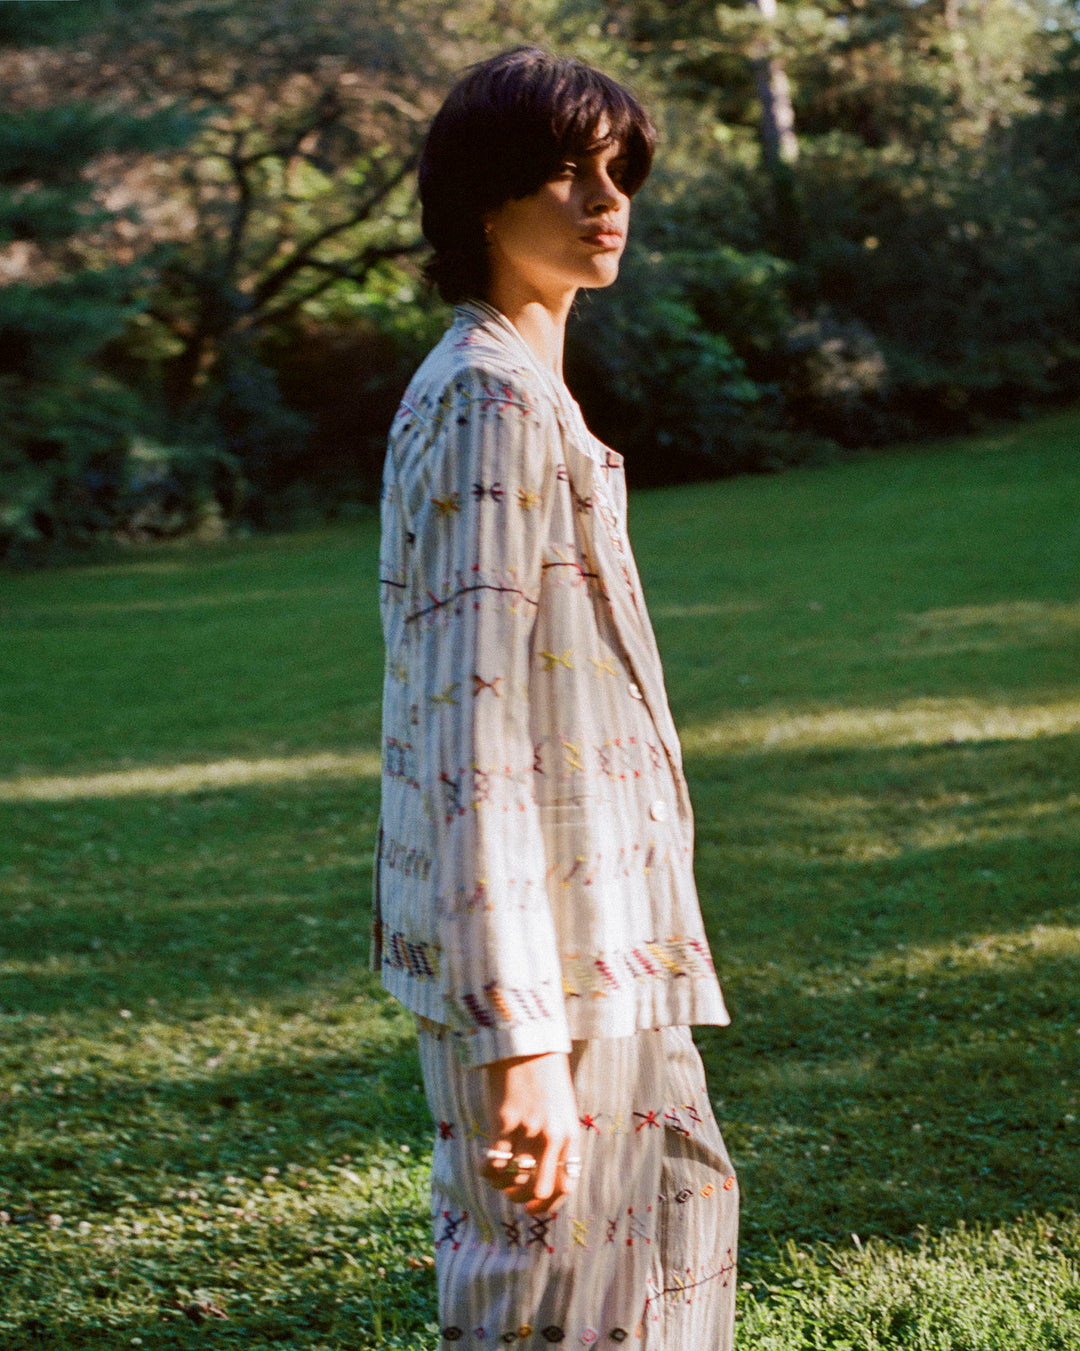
left=454, top=302, right=686, bottom=778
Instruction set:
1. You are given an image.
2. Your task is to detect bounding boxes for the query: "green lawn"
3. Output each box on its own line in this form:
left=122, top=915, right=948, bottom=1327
left=2, top=408, right=1079, bottom=1348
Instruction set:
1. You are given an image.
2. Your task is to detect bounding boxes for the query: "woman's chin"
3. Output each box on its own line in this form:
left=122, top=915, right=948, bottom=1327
left=581, top=259, right=622, bottom=290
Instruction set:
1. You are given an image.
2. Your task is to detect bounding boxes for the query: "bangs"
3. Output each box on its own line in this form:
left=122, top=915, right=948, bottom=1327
left=476, top=48, right=656, bottom=201
left=547, top=64, right=655, bottom=197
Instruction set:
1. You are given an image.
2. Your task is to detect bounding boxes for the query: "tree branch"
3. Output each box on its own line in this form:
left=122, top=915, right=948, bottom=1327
left=249, top=154, right=417, bottom=312
left=252, top=237, right=425, bottom=329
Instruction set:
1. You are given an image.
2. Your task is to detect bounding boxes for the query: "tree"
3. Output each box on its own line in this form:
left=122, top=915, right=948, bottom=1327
left=0, top=0, right=195, bottom=557
left=3, top=1, right=560, bottom=520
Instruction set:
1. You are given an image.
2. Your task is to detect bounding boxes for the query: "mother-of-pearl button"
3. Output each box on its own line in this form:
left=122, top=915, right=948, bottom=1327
left=628, top=681, right=643, bottom=700
left=649, top=799, right=668, bottom=822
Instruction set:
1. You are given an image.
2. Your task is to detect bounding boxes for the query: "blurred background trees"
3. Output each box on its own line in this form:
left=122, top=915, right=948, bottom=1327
left=1, top=0, right=1078, bottom=558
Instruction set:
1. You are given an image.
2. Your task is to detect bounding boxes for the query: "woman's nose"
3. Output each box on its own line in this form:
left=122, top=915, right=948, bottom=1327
left=586, top=169, right=622, bottom=211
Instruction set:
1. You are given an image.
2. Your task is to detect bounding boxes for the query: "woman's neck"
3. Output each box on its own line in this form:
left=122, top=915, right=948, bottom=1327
left=484, top=280, right=576, bottom=381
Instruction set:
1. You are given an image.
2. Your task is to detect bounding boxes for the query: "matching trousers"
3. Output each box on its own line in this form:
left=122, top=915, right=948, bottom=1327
left=417, top=1023, right=738, bottom=1349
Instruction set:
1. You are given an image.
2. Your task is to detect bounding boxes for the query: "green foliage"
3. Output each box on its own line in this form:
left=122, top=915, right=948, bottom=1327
left=1, top=410, right=1079, bottom=1344
left=0, top=0, right=157, bottom=46
left=568, top=234, right=842, bottom=477
left=257, top=263, right=450, bottom=510
left=790, top=134, right=1080, bottom=430
left=0, top=20, right=200, bottom=558
left=609, top=0, right=1080, bottom=442
left=5, top=0, right=1080, bottom=551
left=568, top=248, right=762, bottom=479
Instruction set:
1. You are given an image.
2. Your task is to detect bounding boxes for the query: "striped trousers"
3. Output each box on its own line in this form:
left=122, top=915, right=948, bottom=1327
left=417, top=1022, right=738, bottom=1349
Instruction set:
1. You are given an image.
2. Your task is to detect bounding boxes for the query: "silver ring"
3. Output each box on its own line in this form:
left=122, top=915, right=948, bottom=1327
left=564, top=1157, right=583, bottom=1180
left=486, top=1148, right=513, bottom=1164
left=512, top=1153, right=537, bottom=1173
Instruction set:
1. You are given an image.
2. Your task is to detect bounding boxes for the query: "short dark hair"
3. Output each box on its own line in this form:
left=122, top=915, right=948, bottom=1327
left=418, top=47, right=656, bottom=305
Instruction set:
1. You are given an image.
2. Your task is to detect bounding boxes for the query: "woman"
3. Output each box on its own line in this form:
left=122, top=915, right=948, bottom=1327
left=374, top=47, right=738, bottom=1348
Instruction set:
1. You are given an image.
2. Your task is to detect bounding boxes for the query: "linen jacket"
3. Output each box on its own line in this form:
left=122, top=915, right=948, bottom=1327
left=374, top=299, right=729, bottom=1067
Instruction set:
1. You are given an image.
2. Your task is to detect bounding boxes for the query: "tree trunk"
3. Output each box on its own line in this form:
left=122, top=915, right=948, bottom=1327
left=750, top=0, right=799, bottom=169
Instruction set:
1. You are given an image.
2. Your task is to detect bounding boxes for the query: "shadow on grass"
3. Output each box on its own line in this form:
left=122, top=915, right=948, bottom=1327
left=1, top=726, right=1078, bottom=1342
left=684, top=730, right=1080, bottom=1263
left=0, top=775, right=381, bottom=1018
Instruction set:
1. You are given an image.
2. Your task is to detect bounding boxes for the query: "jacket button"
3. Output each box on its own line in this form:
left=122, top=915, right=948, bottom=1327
left=649, top=799, right=668, bottom=822
left=628, top=681, right=643, bottom=700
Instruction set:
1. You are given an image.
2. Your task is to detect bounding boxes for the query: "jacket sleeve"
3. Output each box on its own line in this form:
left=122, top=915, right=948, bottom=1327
left=396, top=362, right=570, bottom=1067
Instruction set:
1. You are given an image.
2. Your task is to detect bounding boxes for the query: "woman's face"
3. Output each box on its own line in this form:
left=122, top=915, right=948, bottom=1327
left=484, top=127, right=631, bottom=307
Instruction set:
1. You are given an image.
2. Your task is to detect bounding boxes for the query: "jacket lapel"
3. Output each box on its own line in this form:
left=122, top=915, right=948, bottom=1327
left=556, top=419, right=686, bottom=779
left=460, top=303, right=687, bottom=779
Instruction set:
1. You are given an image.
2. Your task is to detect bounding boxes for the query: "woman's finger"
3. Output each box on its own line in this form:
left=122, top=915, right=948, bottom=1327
left=479, top=1137, right=516, bottom=1187
left=528, top=1137, right=561, bottom=1212
left=524, top=1134, right=581, bottom=1214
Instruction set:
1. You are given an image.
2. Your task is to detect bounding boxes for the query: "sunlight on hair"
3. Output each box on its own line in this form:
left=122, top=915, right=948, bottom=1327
left=0, top=749, right=382, bottom=803
left=684, top=695, right=1080, bottom=755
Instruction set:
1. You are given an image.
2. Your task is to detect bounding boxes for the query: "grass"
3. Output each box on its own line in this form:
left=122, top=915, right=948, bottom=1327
left=1, top=406, right=1079, bottom=1347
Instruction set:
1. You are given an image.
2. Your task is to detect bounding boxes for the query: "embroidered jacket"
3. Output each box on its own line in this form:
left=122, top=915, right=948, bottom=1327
left=374, top=300, right=730, bottom=1067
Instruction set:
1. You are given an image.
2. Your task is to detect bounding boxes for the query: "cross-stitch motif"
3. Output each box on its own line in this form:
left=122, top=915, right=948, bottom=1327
left=376, top=300, right=729, bottom=1067
left=527, top=1215, right=557, bottom=1253
left=437, top=1210, right=468, bottom=1251
left=382, top=931, right=441, bottom=981
left=473, top=481, right=505, bottom=502
left=419, top=1020, right=736, bottom=1351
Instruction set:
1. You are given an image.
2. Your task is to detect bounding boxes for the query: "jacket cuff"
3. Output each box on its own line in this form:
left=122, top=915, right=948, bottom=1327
left=453, top=1018, right=573, bottom=1070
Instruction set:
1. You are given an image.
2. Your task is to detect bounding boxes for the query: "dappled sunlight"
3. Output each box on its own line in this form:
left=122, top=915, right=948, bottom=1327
left=753, top=1052, right=877, bottom=1094
left=2, top=585, right=350, bottom=618
left=684, top=694, right=1080, bottom=755
left=885, top=599, right=1080, bottom=658
left=653, top=600, right=764, bottom=620
left=770, top=785, right=1080, bottom=863
left=903, top=598, right=1080, bottom=637
left=0, top=748, right=381, bottom=802
left=872, top=921, right=1080, bottom=981
left=0, top=953, right=100, bottom=978
left=906, top=791, right=1080, bottom=853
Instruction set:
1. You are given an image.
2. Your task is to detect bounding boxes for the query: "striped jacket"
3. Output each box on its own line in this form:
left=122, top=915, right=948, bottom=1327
left=374, top=300, right=729, bottom=1067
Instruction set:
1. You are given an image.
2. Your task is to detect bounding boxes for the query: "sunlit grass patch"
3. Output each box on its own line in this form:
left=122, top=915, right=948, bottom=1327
left=683, top=694, right=1080, bottom=756
left=2, top=409, right=1079, bottom=1346
left=738, top=1217, right=1080, bottom=1350
left=0, top=749, right=382, bottom=803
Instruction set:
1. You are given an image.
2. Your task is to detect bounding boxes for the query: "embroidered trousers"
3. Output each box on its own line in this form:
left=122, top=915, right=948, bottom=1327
left=417, top=1022, right=738, bottom=1348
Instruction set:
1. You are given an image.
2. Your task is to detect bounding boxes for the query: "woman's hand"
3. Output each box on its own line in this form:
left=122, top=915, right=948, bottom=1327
left=479, top=1052, right=581, bottom=1215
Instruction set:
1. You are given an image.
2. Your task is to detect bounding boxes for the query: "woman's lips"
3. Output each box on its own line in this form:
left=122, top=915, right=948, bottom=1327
left=581, top=229, right=623, bottom=249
